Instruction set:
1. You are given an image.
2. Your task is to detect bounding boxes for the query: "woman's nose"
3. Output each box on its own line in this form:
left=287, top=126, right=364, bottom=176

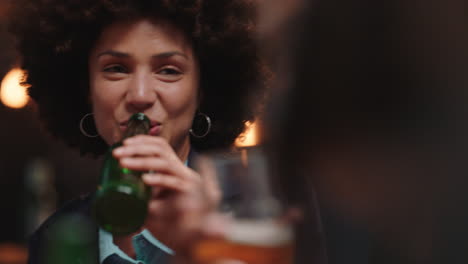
left=126, top=72, right=156, bottom=112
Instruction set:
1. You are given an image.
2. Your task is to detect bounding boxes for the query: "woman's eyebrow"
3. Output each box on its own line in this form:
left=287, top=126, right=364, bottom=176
left=152, top=51, right=188, bottom=59
left=96, top=50, right=188, bottom=59
left=96, top=50, right=130, bottom=58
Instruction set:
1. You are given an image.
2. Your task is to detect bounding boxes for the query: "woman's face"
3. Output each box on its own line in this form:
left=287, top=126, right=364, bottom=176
left=88, top=18, right=199, bottom=154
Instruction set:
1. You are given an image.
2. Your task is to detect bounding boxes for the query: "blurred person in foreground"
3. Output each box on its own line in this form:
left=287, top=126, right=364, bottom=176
left=169, top=0, right=468, bottom=263
left=8, top=0, right=266, bottom=263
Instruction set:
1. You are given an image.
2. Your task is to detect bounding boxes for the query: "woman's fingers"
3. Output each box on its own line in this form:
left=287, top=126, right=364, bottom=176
left=114, top=135, right=191, bottom=177
left=143, top=173, right=192, bottom=193
left=123, top=135, right=170, bottom=149
left=113, top=144, right=163, bottom=158
left=113, top=136, right=173, bottom=162
left=114, top=135, right=176, bottom=160
left=119, top=156, right=170, bottom=172
left=120, top=155, right=198, bottom=181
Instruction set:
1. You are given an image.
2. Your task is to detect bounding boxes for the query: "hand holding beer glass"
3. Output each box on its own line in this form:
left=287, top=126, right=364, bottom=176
left=192, top=148, right=295, bottom=264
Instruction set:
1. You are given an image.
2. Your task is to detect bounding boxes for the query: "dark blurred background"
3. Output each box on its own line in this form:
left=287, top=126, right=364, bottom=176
left=0, top=0, right=101, bottom=248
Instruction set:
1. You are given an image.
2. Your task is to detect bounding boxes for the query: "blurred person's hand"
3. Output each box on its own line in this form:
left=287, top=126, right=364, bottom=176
left=170, top=213, right=232, bottom=264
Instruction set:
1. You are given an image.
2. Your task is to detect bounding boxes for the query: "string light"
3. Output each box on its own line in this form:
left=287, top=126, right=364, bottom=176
left=0, top=68, right=29, bottom=109
left=235, top=121, right=259, bottom=147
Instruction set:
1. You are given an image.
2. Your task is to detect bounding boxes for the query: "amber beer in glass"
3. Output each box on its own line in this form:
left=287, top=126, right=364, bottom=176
left=194, top=220, right=294, bottom=264
left=193, top=148, right=294, bottom=264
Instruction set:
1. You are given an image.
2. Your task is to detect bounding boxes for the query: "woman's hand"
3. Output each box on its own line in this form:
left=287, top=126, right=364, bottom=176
left=112, top=135, right=221, bottom=248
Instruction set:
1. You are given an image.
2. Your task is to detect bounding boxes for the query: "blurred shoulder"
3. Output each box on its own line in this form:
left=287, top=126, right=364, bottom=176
left=34, top=194, right=94, bottom=233
left=28, top=194, right=98, bottom=264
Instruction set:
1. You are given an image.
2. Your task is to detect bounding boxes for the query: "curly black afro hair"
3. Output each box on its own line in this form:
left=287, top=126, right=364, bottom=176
left=8, top=0, right=267, bottom=156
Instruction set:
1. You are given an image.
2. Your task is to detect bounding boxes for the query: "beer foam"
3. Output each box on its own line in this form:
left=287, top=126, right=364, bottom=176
left=226, top=220, right=293, bottom=247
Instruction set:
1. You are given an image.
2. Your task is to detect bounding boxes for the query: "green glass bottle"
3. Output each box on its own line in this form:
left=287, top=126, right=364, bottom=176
left=92, top=113, right=151, bottom=236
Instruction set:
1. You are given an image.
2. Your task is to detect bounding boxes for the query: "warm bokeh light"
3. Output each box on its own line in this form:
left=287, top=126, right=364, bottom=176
left=0, top=68, right=29, bottom=109
left=0, top=243, right=27, bottom=264
left=236, top=121, right=259, bottom=147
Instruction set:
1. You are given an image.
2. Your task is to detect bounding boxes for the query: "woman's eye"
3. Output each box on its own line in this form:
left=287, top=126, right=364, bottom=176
left=158, top=68, right=182, bottom=75
left=103, top=65, right=127, bottom=73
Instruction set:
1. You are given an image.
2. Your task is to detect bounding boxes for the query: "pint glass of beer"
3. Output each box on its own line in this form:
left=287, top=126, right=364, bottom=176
left=193, top=148, right=294, bottom=264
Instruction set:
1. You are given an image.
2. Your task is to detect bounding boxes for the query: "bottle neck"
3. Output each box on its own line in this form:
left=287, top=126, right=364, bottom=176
left=123, top=113, right=150, bottom=139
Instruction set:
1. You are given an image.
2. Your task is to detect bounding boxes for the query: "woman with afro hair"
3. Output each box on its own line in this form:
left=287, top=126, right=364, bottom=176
left=8, top=0, right=266, bottom=263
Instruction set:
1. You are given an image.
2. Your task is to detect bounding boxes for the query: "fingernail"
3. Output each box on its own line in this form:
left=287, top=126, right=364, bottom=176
left=113, top=148, right=122, bottom=155
left=120, top=158, right=131, bottom=165
left=143, top=174, right=159, bottom=182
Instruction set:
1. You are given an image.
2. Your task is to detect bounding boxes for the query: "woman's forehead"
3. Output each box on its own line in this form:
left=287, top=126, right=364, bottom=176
left=91, top=18, right=193, bottom=57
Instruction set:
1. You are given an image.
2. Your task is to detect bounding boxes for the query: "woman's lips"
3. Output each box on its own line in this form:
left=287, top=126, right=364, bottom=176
left=149, top=124, right=162, bottom=136
left=119, top=122, right=162, bottom=136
